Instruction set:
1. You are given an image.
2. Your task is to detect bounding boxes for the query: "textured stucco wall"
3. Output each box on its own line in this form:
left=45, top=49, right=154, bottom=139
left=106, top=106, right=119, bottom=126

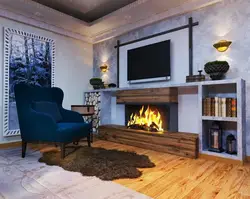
left=93, top=0, right=250, bottom=154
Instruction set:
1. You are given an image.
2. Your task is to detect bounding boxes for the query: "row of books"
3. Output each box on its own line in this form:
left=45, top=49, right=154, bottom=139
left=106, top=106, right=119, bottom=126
left=203, top=97, right=237, bottom=117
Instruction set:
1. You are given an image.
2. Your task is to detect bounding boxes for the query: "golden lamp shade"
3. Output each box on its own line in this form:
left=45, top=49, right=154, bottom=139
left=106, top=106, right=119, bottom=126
left=100, top=64, right=108, bottom=72
left=213, top=40, right=232, bottom=52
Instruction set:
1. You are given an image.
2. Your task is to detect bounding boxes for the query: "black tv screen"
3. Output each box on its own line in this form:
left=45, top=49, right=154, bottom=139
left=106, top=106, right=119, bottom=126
left=127, top=40, right=171, bottom=81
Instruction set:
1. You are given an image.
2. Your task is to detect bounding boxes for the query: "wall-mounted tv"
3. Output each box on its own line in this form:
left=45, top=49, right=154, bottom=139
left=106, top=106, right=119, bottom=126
left=127, top=40, right=171, bottom=83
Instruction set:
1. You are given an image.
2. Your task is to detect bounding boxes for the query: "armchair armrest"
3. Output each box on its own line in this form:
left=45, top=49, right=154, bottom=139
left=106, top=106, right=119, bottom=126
left=21, top=109, right=57, bottom=141
left=60, top=108, right=84, bottom=123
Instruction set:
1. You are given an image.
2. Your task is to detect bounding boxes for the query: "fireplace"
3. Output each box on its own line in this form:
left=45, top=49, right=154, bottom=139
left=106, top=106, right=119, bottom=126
left=125, top=104, right=178, bottom=132
left=98, top=87, right=199, bottom=159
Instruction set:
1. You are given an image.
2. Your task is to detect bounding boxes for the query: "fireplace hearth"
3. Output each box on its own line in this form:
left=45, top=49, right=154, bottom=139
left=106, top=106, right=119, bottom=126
left=99, top=125, right=199, bottom=159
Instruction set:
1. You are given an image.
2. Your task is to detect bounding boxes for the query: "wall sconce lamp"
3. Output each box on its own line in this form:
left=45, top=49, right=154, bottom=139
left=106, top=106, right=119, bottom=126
left=213, top=40, right=232, bottom=52
left=100, top=63, right=108, bottom=72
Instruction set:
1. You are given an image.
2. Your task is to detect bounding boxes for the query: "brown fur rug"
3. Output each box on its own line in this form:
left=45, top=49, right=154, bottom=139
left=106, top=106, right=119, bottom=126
left=38, top=146, right=155, bottom=181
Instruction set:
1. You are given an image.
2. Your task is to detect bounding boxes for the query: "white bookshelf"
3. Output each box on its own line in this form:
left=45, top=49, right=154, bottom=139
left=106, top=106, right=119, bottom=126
left=201, top=149, right=238, bottom=160
left=202, top=116, right=237, bottom=122
left=199, top=79, right=246, bottom=162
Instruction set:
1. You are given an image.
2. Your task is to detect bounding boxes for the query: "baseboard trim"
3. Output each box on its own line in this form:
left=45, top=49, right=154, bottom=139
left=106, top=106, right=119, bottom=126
left=245, top=156, right=250, bottom=163
left=0, top=141, right=21, bottom=149
left=199, top=153, right=243, bottom=165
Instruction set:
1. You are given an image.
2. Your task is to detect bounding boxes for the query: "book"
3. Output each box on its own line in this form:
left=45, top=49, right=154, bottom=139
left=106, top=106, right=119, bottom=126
left=203, top=97, right=236, bottom=117
left=226, top=98, right=232, bottom=117
left=203, top=98, right=207, bottom=116
left=218, top=98, right=222, bottom=117
left=231, top=98, right=237, bottom=117
left=221, top=98, right=226, bottom=117
left=211, top=98, right=215, bottom=116
left=215, top=97, right=219, bottom=117
left=207, top=98, right=211, bottom=116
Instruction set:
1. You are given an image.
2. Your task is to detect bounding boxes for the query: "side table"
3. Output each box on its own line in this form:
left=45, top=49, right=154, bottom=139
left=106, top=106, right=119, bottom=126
left=71, top=105, right=95, bottom=143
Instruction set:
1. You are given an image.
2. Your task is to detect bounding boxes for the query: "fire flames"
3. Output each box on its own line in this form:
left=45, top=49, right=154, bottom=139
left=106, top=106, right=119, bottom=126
left=127, top=106, right=164, bottom=132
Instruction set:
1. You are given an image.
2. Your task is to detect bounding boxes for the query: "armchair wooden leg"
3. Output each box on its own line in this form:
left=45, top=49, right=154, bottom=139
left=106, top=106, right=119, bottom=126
left=22, top=141, right=27, bottom=158
left=90, top=120, right=94, bottom=143
left=60, top=143, right=66, bottom=159
left=90, top=132, right=93, bottom=143
left=87, top=134, right=91, bottom=147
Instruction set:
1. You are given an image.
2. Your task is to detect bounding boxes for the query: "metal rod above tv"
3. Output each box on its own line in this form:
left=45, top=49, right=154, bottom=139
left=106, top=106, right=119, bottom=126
left=114, top=17, right=199, bottom=88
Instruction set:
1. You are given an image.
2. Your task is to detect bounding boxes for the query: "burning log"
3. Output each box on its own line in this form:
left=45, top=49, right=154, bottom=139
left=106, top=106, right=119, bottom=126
left=128, top=122, right=159, bottom=132
left=127, top=124, right=142, bottom=130
left=150, top=122, right=159, bottom=132
left=127, top=105, right=164, bottom=132
left=127, top=124, right=149, bottom=131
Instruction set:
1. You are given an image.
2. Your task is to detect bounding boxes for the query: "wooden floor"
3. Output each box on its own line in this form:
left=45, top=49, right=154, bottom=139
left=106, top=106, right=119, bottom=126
left=10, top=140, right=250, bottom=199
left=92, top=140, right=250, bottom=199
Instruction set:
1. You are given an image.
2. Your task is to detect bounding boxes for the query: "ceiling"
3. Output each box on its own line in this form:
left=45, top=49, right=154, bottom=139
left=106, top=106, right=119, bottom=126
left=0, top=0, right=222, bottom=43
left=32, top=0, right=137, bottom=22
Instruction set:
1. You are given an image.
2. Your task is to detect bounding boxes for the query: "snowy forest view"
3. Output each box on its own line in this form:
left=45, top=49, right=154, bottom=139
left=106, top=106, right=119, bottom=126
left=8, top=33, right=53, bottom=130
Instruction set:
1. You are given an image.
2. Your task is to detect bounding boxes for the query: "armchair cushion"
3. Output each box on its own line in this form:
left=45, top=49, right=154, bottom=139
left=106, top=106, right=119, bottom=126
left=56, top=122, right=92, bottom=142
left=32, top=101, right=63, bottom=122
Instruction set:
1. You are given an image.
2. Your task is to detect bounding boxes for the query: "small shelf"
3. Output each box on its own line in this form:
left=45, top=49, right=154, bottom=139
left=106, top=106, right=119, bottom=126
left=201, top=149, right=238, bottom=160
left=202, top=116, right=237, bottom=122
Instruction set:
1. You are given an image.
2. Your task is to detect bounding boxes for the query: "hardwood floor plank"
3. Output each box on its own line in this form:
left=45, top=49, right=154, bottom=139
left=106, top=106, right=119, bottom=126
left=154, top=160, right=217, bottom=199
left=181, top=163, right=234, bottom=199
left=232, top=167, right=250, bottom=199
left=136, top=158, right=200, bottom=198
left=115, top=155, right=186, bottom=190
left=0, top=141, right=21, bottom=149
left=214, top=166, right=250, bottom=199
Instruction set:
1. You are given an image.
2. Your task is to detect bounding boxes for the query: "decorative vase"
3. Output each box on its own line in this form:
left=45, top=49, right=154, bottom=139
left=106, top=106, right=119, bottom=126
left=89, top=78, right=104, bottom=90
left=204, top=61, right=229, bottom=80
left=92, top=85, right=101, bottom=90
left=90, top=78, right=102, bottom=85
left=108, top=83, right=117, bottom=88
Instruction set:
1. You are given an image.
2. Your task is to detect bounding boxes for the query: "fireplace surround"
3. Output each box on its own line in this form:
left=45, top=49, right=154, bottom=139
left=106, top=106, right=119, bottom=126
left=96, top=87, right=199, bottom=159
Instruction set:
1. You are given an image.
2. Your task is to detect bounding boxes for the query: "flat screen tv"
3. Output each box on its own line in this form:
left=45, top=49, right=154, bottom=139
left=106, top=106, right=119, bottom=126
left=127, top=40, right=171, bottom=83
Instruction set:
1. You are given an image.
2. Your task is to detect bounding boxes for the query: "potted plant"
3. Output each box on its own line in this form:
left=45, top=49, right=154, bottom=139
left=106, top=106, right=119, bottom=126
left=89, top=78, right=104, bottom=89
left=204, top=61, right=230, bottom=80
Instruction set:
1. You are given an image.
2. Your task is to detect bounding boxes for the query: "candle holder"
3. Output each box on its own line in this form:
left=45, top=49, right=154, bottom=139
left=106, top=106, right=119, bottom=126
left=186, top=70, right=205, bottom=82
left=208, top=122, right=224, bottom=153
left=226, top=134, right=237, bottom=154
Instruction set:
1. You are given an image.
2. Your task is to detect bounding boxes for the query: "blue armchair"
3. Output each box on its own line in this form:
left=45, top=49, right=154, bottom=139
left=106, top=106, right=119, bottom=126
left=14, top=84, right=92, bottom=159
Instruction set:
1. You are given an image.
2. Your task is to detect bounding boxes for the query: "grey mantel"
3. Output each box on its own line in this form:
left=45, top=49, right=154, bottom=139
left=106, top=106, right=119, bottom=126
left=86, top=79, right=243, bottom=92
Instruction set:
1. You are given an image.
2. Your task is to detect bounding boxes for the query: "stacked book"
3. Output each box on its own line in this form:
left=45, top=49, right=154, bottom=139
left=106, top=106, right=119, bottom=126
left=203, top=97, right=237, bottom=117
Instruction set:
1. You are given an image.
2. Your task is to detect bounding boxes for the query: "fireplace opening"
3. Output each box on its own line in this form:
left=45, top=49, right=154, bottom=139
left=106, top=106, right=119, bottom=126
left=125, top=104, right=178, bottom=133
left=127, top=105, right=165, bottom=132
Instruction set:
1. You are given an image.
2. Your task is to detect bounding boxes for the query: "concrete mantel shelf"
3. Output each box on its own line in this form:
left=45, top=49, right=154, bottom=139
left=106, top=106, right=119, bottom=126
left=86, top=78, right=244, bottom=93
